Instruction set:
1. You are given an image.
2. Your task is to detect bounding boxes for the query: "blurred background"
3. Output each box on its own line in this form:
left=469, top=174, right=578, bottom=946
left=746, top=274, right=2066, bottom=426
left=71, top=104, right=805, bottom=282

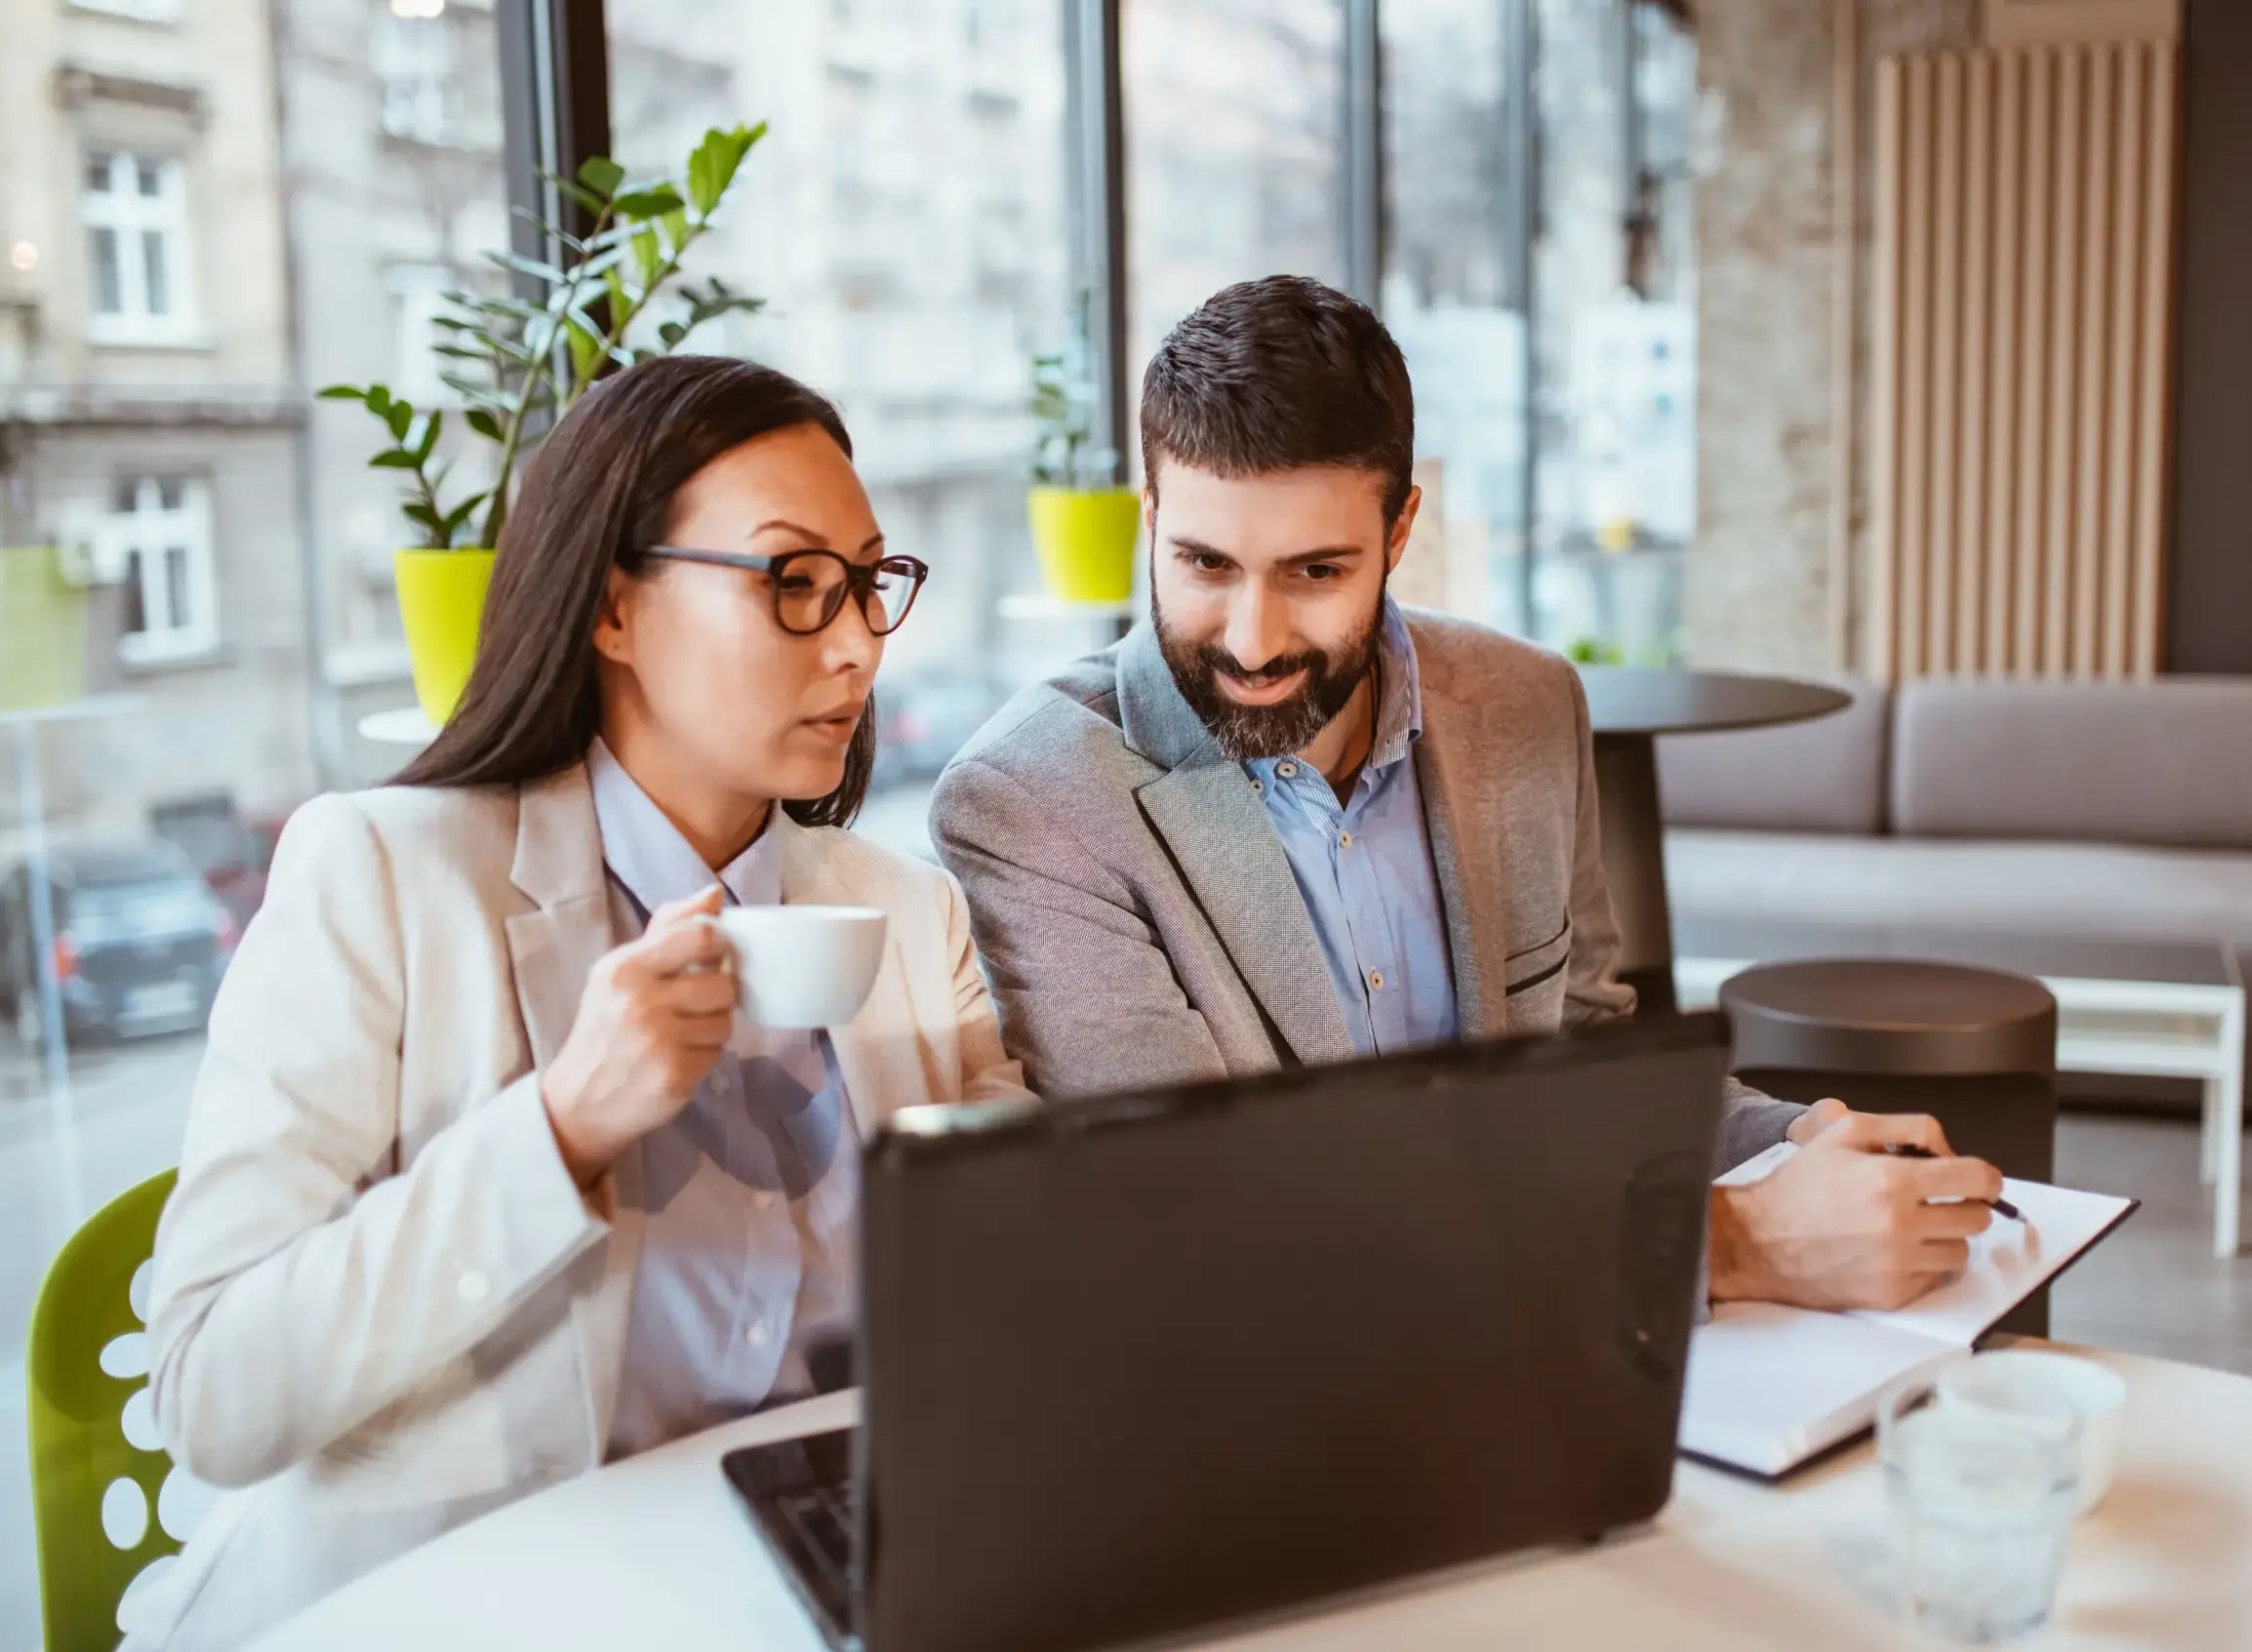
left=4, top=0, right=2251, bottom=1637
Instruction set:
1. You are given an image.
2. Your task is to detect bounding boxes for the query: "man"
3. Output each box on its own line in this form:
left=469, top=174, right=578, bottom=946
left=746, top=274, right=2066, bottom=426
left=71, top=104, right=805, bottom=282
left=931, top=275, right=1999, bottom=1311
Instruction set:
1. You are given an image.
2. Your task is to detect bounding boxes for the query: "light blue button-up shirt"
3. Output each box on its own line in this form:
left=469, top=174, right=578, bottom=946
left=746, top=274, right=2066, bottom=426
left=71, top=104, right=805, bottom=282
left=586, top=739, right=859, bottom=1461
left=1245, top=601, right=1459, bottom=1058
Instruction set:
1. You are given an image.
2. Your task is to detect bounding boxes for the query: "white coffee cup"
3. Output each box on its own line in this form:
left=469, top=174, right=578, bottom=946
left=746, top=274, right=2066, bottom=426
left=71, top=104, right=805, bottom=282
left=1938, top=1350, right=2129, bottom=1516
left=711, top=905, right=888, bottom=1029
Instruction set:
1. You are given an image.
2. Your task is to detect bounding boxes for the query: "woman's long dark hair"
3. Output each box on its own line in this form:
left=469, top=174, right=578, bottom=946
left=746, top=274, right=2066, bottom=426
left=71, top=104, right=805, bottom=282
left=395, top=354, right=876, bottom=826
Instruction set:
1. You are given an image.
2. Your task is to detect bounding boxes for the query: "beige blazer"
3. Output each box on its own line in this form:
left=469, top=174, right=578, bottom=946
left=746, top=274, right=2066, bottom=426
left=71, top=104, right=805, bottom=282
left=127, top=763, right=1026, bottom=1651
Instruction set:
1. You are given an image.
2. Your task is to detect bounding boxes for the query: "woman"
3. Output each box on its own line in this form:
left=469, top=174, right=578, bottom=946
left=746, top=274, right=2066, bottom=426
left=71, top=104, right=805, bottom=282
left=127, top=356, right=1027, bottom=1649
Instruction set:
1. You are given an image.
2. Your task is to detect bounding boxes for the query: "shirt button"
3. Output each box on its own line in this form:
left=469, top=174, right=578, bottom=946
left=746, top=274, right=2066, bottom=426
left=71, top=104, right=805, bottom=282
left=1339, top=830, right=1353, bottom=848
left=1277, top=762, right=1298, bottom=778
left=745, top=1323, right=770, bottom=1349
left=457, top=1270, right=489, bottom=1304
left=1251, top=779, right=1265, bottom=793
left=1368, top=970, right=1385, bottom=991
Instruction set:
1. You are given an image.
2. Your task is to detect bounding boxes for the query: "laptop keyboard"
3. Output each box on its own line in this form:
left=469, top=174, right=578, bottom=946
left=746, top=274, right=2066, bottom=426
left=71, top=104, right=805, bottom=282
left=775, top=1482, right=856, bottom=1599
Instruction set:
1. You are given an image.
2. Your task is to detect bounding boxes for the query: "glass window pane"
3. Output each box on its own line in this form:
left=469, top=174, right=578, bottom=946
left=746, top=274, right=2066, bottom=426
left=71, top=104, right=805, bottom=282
left=1382, top=0, right=1524, bottom=632
left=141, top=229, right=170, bottom=315
left=1, top=2, right=508, bottom=1637
left=90, top=225, right=122, bottom=313
left=1125, top=0, right=1347, bottom=437
left=123, top=546, right=149, bottom=633
left=603, top=0, right=1071, bottom=861
left=165, top=545, right=192, bottom=630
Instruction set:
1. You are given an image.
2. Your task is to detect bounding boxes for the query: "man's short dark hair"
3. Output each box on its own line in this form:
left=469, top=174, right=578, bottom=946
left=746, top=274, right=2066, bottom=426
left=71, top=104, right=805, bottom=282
left=1140, top=274, right=1416, bottom=523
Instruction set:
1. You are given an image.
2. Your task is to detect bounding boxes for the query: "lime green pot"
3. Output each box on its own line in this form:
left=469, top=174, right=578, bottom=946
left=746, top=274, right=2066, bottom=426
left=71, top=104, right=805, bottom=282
left=393, top=548, right=496, bottom=725
left=0, top=547, right=90, bottom=712
left=1027, top=486, right=1139, bottom=604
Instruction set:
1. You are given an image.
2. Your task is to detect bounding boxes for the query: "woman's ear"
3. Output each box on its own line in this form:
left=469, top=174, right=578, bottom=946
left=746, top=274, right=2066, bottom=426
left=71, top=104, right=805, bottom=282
left=591, top=565, right=635, bottom=666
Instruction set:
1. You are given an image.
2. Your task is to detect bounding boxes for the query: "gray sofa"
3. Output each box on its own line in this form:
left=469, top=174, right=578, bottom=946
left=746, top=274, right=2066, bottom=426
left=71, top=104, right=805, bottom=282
left=1660, top=676, right=2252, bottom=957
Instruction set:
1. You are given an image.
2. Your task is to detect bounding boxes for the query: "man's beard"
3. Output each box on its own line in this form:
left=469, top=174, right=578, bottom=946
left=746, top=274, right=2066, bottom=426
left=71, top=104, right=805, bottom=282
left=1153, top=589, right=1385, bottom=762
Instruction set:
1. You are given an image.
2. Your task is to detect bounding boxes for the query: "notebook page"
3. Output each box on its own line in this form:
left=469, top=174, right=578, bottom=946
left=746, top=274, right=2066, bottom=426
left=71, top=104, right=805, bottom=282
left=1680, top=1303, right=1965, bottom=1476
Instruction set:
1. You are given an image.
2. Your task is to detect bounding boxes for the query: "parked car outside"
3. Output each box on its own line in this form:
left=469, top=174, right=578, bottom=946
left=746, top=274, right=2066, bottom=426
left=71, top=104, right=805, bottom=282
left=150, top=792, right=295, bottom=933
left=0, top=841, right=238, bottom=1044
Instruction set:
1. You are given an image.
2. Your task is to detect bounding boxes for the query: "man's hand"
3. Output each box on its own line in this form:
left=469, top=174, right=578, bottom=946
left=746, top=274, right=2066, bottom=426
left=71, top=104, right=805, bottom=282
left=1709, top=1111, right=2003, bottom=1312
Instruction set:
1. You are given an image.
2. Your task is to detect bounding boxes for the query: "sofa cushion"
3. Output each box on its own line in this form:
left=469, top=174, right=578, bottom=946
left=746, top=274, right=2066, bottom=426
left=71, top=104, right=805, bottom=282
left=1656, top=677, right=1889, bottom=835
left=1664, top=828, right=2252, bottom=951
left=1892, top=677, right=2252, bottom=851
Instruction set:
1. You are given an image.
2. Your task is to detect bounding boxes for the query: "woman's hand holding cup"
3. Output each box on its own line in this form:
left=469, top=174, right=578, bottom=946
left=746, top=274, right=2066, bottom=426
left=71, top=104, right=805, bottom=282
left=541, top=885, right=735, bottom=1187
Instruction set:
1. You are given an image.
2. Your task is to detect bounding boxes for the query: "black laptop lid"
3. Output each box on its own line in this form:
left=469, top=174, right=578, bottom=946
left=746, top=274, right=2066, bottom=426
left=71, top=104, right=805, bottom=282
left=857, top=1014, right=1731, bottom=1652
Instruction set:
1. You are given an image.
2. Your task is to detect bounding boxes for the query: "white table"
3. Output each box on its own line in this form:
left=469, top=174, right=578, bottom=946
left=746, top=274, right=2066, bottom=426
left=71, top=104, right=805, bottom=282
left=251, top=1346, right=2252, bottom=1651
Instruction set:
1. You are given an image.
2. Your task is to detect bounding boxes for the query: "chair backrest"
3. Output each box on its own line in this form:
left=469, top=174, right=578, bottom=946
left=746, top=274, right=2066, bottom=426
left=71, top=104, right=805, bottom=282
left=27, top=1168, right=180, bottom=1652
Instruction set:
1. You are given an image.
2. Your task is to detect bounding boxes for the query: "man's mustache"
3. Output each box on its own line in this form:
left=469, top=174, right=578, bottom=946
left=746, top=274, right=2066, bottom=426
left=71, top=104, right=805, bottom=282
left=1195, top=646, right=1323, bottom=687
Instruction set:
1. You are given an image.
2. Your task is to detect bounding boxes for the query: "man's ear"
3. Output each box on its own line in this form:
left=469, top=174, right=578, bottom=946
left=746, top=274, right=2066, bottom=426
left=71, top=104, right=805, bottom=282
left=1386, top=484, right=1424, bottom=575
left=591, top=564, right=635, bottom=666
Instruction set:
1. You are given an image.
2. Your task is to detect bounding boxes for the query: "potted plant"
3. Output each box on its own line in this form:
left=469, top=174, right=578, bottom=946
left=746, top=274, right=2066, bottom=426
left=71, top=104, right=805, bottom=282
left=1025, top=294, right=1138, bottom=605
left=323, top=124, right=769, bottom=723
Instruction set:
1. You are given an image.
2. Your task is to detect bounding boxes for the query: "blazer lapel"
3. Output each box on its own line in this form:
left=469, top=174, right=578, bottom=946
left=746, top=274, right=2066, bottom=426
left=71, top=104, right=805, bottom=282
left=502, top=762, right=642, bottom=1462
left=1137, top=755, right=1356, bottom=1068
left=1114, top=620, right=1355, bottom=1068
left=1413, top=644, right=1511, bottom=1042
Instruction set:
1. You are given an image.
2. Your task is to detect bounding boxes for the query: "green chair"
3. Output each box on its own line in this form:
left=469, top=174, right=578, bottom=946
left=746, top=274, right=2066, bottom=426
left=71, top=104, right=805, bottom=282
left=27, top=1169, right=181, bottom=1652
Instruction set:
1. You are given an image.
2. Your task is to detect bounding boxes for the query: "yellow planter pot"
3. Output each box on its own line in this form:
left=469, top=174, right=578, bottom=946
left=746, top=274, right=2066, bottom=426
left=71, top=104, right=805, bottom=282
left=1026, top=486, right=1140, bottom=605
left=393, top=548, right=496, bottom=725
left=0, top=547, right=90, bottom=712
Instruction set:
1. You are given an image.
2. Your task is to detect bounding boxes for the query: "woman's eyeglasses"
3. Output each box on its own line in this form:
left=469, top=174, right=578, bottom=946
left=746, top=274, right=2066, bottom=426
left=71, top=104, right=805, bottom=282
left=643, top=546, right=930, bottom=637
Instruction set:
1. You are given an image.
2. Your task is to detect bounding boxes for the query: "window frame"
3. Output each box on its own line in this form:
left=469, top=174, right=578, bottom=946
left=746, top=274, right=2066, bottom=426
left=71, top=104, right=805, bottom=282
left=80, top=148, right=198, bottom=346
left=104, top=475, right=221, bottom=667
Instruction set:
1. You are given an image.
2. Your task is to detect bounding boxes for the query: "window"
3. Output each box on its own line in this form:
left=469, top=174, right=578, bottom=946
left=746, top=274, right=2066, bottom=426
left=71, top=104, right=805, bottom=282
left=105, top=475, right=219, bottom=665
left=82, top=150, right=194, bottom=342
left=1125, top=0, right=1347, bottom=436
left=375, top=9, right=462, bottom=145
left=1382, top=0, right=1523, bottom=628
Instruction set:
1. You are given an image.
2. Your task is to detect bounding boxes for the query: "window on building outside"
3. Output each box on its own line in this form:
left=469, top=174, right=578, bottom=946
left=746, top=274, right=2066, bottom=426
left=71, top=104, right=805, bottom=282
left=108, top=475, right=219, bottom=665
left=83, top=151, right=193, bottom=342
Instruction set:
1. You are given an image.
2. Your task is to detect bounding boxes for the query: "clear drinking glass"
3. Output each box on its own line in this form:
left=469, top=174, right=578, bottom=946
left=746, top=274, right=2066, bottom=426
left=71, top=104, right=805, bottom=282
left=1876, top=1377, right=2082, bottom=1643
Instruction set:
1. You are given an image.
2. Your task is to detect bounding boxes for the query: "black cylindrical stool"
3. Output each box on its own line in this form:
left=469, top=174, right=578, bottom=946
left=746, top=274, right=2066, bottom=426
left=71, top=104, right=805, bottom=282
left=1721, top=958, right=2059, bottom=1336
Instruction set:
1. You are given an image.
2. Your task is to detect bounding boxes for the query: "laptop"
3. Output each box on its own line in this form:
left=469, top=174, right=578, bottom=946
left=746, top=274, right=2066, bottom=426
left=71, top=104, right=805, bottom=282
left=723, top=1012, right=1732, bottom=1652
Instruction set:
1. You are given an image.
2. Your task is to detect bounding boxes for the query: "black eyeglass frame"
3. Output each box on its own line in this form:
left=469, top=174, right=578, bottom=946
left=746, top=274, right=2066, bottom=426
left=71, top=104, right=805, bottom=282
left=643, top=545, right=931, bottom=637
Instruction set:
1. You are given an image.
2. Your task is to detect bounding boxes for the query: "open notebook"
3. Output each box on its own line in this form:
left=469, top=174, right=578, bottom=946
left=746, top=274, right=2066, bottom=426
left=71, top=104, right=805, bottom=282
left=1679, top=1142, right=2138, bottom=1478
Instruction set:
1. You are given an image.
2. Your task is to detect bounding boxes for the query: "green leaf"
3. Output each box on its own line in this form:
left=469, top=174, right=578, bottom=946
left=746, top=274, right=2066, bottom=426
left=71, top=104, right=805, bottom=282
left=536, top=175, right=606, bottom=220
left=415, top=409, right=441, bottom=462
left=464, top=408, right=504, bottom=442
left=438, top=373, right=517, bottom=411
left=577, top=155, right=627, bottom=198
left=428, top=342, right=492, bottom=363
left=660, top=208, right=690, bottom=257
left=382, top=400, right=414, bottom=443
left=403, top=501, right=444, bottom=531
left=316, top=383, right=366, bottom=401
left=602, top=266, right=633, bottom=324
left=366, top=384, right=394, bottom=418
left=614, top=185, right=685, bottom=221
left=686, top=124, right=759, bottom=218
left=626, top=228, right=664, bottom=290
left=563, top=311, right=605, bottom=386
left=486, top=248, right=567, bottom=288
left=657, top=319, right=688, bottom=349
left=371, top=450, right=422, bottom=470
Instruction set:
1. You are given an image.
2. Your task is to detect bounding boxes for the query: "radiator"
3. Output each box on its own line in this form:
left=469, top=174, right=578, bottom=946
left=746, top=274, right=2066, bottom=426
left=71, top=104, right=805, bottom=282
left=1870, top=37, right=2181, bottom=682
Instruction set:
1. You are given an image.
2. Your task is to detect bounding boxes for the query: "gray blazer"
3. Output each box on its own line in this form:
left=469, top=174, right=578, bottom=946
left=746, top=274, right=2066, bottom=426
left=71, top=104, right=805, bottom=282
left=931, top=608, right=1800, bottom=1170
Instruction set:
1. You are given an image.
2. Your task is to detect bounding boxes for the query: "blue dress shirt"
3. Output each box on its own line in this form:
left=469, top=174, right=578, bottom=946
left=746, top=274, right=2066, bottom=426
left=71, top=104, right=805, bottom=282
left=1244, top=601, right=1460, bottom=1058
left=585, top=739, right=860, bottom=1461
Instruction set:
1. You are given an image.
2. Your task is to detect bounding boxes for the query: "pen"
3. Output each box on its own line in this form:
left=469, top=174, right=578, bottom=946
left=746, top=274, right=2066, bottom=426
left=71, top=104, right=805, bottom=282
left=1884, top=1141, right=2025, bottom=1222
